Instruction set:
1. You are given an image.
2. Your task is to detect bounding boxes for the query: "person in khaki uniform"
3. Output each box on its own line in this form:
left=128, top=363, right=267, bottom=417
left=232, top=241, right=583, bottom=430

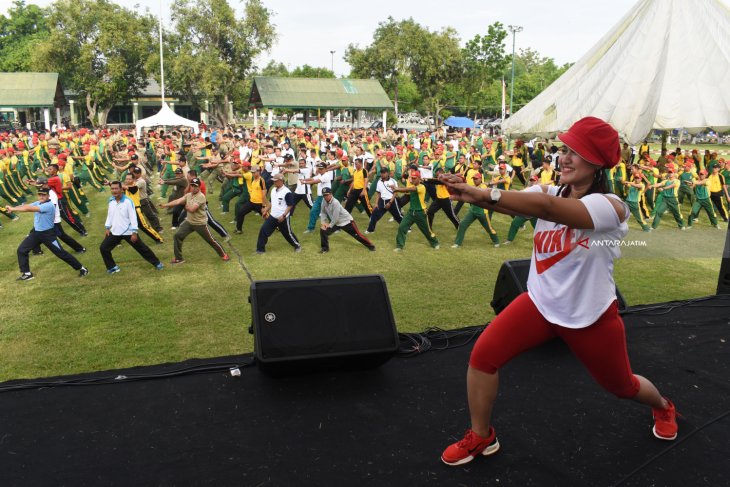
left=160, top=178, right=229, bottom=264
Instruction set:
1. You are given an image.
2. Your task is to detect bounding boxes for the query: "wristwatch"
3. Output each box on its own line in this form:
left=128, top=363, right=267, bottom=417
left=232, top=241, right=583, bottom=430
left=489, top=187, right=501, bottom=204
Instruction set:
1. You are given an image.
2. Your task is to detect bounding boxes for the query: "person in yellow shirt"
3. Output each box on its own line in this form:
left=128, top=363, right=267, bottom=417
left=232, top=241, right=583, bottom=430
left=508, top=149, right=527, bottom=187
left=123, top=173, right=163, bottom=243
left=536, top=160, right=557, bottom=186
left=344, top=158, right=373, bottom=216
left=234, top=166, right=267, bottom=234
left=487, top=163, right=512, bottom=220
left=426, top=167, right=460, bottom=230
left=707, top=164, right=728, bottom=222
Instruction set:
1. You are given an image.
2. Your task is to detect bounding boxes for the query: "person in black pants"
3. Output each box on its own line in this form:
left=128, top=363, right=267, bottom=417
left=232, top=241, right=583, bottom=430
left=100, top=181, right=163, bottom=273
left=366, top=167, right=403, bottom=233
left=319, top=187, right=375, bottom=253
left=427, top=168, right=460, bottom=230
left=7, top=186, right=88, bottom=281
left=30, top=179, right=86, bottom=255
left=255, top=173, right=301, bottom=254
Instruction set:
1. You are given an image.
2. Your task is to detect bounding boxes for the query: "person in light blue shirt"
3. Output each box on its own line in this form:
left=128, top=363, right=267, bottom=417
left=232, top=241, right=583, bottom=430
left=7, top=186, right=88, bottom=281
left=100, top=181, right=163, bottom=274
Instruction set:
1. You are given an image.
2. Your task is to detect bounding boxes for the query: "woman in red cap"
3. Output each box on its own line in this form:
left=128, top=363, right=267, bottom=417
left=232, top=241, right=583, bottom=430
left=439, top=117, right=678, bottom=467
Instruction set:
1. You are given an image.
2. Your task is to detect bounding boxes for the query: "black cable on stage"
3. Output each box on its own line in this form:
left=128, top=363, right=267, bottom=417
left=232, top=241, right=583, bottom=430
left=397, top=325, right=485, bottom=357
left=610, top=408, right=730, bottom=487
left=0, top=360, right=255, bottom=393
left=621, top=294, right=730, bottom=316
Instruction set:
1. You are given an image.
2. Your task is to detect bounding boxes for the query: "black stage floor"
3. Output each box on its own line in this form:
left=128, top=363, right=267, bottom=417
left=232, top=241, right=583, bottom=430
left=2, top=296, right=729, bottom=487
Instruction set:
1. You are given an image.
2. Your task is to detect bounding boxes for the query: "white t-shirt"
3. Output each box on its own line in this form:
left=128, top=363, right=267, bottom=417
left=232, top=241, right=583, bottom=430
left=49, top=188, right=61, bottom=224
left=375, top=178, right=398, bottom=201
left=294, top=166, right=313, bottom=195
left=269, top=185, right=292, bottom=218
left=525, top=185, right=630, bottom=328
left=270, top=156, right=284, bottom=176
left=315, top=171, right=334, bottom=196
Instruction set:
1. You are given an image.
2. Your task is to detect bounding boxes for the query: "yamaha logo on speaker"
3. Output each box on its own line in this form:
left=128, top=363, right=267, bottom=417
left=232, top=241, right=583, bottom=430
left=264, top=312, right=276, bottom=323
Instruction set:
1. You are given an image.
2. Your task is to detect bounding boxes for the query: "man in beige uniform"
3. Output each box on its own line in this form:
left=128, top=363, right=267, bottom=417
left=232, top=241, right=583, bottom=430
left=160, top=178, right=229, bottom=264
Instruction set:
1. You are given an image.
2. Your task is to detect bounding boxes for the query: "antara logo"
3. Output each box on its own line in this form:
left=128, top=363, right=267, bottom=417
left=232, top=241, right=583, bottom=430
left=533, top=228, right=589, bottom=274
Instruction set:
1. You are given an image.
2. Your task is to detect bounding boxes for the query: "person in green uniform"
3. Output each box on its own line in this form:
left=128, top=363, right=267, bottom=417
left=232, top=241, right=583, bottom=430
left=220, top=161, right=246, bottom=214
left=638, top=155, right=659, bottom=216
left=650, top=169, right=685, bottom=230
left=622, top=168, right=651, bottom=231
left=392, top=170, right=440, bottom=251
left=334, top=154, right=352, bottom=201
left=687, top=169, right=719, bottom=229
left=452, top=171, right=500, bottom=248
left=677, top=162, right=696, bottom=209
left=612, top=158, right=626, bottom=199
left=503, top=175, right=539, bottom=245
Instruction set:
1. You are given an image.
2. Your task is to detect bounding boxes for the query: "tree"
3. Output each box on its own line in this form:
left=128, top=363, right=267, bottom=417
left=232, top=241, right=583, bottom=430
left=345, top=17, right=421, bottom=116
left=508, top=48, right=570, bottom=112
left=0, top=0, right=50, bottom=72
left=461, top=22, right=508, bottom=117
left=165, top=0, right=275, bottom=126
left=260, top=60, right=289, bottom=77
left=34, top=0, right=156, bottom=127
left=408, top=27, right=463, bottom=127
left=290, top=64, right=335, bottom=79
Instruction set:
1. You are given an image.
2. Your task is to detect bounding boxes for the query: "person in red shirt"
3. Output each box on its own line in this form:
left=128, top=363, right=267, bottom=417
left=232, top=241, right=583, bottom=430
left=46, top=163, right=87, bottom=236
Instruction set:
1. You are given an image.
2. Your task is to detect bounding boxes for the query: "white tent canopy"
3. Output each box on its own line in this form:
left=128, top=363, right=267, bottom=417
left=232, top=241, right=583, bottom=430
left=502, top=0, right=730, bottom=144
left=135, top=102, right=200, bottom=137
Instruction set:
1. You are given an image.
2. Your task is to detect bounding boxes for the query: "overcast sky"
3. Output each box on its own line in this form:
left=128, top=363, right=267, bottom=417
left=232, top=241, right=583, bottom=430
left=2, top=0, right=727, bottom=76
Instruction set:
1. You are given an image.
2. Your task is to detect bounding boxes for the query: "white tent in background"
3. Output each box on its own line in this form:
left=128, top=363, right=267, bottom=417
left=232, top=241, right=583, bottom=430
left=135, top=102, right=199, bottom=137
left=502, top=0, right=730, bottom=144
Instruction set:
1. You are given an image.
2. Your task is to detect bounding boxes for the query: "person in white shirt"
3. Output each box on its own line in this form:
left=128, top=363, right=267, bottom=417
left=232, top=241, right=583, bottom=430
left=439, top=117, right=678, bottom=467
left=100, top=181, right=163, bottom=274
left=302, top=161, right=336, bottom=233
left=255, top=173, right=300, bottom=254
left=366, top=167, right=402, bottom=232
left=282, top=157, right=313, bottom=216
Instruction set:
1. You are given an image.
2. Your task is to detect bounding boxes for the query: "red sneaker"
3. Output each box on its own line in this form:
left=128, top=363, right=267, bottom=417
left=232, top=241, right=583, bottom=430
left=441, top=427, right=500, bottom=466
left=221, top=253, right=230, bottom=262
left=652, top=398, right=678, bottom=440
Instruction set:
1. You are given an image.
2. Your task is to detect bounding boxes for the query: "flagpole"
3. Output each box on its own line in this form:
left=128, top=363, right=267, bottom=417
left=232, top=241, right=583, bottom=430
left=159, top=0, right=165, bottom=105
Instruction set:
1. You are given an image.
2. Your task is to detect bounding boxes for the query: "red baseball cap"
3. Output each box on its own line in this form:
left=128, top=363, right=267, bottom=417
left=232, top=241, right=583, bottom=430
left=557, top=117, right=621, bottom=169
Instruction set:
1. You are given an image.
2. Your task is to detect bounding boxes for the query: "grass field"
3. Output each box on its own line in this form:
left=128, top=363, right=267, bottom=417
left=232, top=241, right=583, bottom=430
left=1, top=161, right=727, bottom=382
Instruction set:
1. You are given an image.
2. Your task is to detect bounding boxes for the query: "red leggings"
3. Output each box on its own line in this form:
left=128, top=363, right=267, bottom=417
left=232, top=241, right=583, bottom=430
left=470, top=293, right=640, bottom=398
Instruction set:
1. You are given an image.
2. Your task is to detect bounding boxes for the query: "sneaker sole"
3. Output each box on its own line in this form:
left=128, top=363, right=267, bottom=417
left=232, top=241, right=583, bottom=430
left=652, top=425, right=677, bottom=441
left=441, top=439, right=500, bottom=466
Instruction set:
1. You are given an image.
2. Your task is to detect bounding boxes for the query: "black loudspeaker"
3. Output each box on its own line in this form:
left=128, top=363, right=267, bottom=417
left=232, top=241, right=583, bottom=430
left=250, top=275, right=399, bottom=375
left=491, top=259, right=628, bottom=315
left=717, top=224, right=730, bottom=295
